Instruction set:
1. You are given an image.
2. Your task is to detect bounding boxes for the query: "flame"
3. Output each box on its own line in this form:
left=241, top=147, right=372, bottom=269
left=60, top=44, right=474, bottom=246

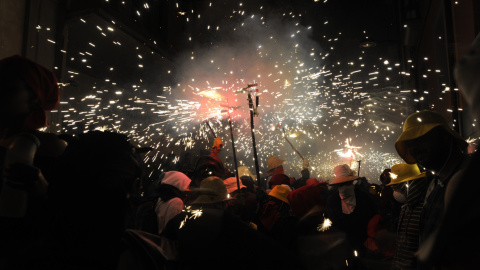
left=198, top=89, right=223, bottom=99
left=338, top=148, right=355, bottom=160
left=335, top=138, right=362, bottom=161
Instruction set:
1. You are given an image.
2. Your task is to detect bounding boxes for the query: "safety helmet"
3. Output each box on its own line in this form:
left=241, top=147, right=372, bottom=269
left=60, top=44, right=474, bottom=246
left=387, top=163, right=426, bottom=186
left=395, top=110, right=466, bottom=164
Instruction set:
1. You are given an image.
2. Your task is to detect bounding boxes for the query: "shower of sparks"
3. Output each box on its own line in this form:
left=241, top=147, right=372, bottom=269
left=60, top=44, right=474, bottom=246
left=334, top=138, right=362, bottom=162
left=37, top=1, right=432, bottom=182
left=317, top=217, right=332, bottom=232
left=179, top=206, right=204, bottom=229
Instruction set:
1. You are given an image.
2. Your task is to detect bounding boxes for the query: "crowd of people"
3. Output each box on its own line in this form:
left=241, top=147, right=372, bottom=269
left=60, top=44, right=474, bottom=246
left=1, top=35, right=480, bottom=269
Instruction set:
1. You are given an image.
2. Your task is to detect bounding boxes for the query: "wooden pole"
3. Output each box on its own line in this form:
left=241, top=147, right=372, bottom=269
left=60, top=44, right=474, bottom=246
left=282, top=127, right=303, bottom=160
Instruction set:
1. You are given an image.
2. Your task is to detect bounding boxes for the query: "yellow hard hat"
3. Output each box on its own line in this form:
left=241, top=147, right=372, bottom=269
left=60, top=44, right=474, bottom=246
left=387, top=163, right=426, bottom=186
left=268, top=184, right=291, bottom=204
left=395, top=110, right=465, bottom=164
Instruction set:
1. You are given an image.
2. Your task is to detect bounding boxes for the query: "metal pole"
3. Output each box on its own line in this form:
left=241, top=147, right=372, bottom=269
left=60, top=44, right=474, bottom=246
left=357, top=160, right=361, bottom=177
left=204, top=120, right=216, bottom=138
left=248, top=92, right=262, bottom=187
left=227, top=112, right=240, bottom=190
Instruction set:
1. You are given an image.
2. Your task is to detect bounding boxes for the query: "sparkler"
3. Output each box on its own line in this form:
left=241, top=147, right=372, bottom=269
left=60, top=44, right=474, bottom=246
left=179, top=206, right=203, bottom=229
left=317, top=217, right=332, bottom=232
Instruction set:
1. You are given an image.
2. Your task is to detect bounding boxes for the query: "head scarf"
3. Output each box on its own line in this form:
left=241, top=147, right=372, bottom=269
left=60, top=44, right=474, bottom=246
left=223, top=177, right=246, bottom=194
left=161, top=171, right=191, bottom=192
left=0, top=55, right=60, bottom=130
left=268, top=173, right=290, bottom=189
left=338, top=183, right=356, bottom=214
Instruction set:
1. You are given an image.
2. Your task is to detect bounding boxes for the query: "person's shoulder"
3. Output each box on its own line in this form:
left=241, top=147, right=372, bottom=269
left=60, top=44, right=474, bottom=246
left=156, top=197, right=183, bottom=209
left=166, top=197, right=184, bottom=207
left=162, top=210, right=188, bottom=239
left=35, top=132, right=67, bottom=157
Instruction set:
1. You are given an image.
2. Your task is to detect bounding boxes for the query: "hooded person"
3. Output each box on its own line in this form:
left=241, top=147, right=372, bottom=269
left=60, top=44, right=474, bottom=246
left=326, top=164, right=376, bottom=261
left=0, top=56, right=68, bottom=267
left=0, top=55, right=66, bottom=219
left=386, top=163, right=430, bottom=270
left=0, top=55, right=66, bottom=190
left=0, top=55, right=60, bottom=139
left=0, top=55, right=66, bottom=183
left=414, top=33, right=480, bottom=269
left=395, top=110, right=469, bottom=251
left=154, top=171, right=191, bottom=235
